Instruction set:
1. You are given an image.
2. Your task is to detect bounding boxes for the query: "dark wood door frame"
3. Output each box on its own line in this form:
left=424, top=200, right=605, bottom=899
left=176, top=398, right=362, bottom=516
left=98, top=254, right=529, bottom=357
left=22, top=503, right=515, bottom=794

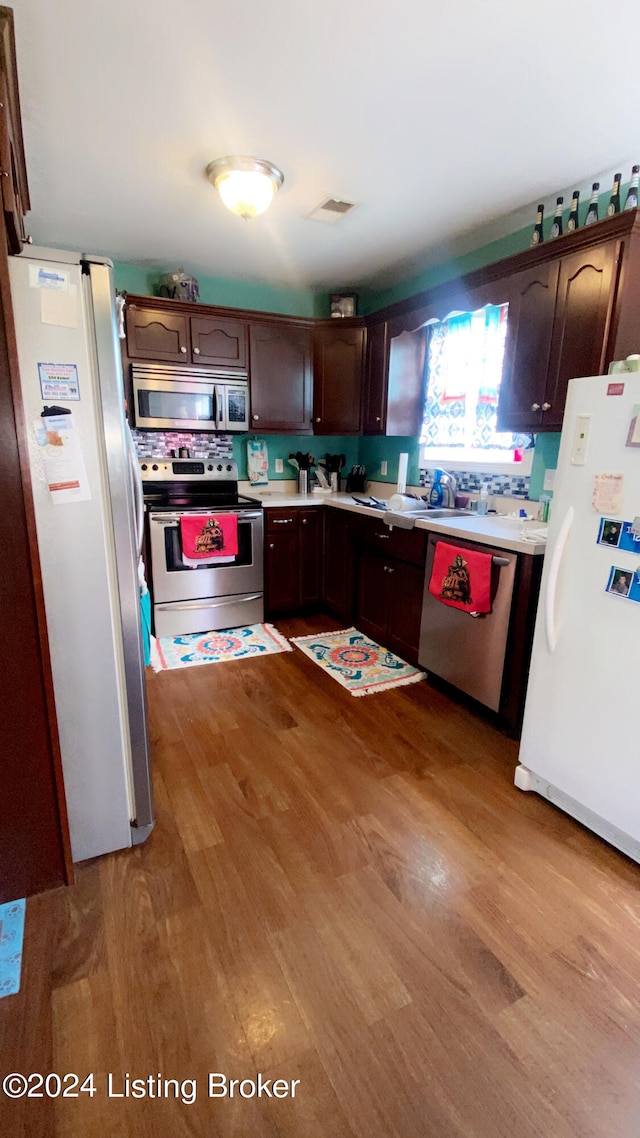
left=0, top=233, right=73, bottom=901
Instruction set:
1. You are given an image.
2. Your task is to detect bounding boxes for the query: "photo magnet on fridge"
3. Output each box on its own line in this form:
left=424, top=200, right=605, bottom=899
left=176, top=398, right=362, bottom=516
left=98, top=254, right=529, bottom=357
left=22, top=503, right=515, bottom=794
left=598, top=518, right=640, bottom=552
left=598, top=518, right=622, bottom=547
left=606, top=565, right=640, bottom=603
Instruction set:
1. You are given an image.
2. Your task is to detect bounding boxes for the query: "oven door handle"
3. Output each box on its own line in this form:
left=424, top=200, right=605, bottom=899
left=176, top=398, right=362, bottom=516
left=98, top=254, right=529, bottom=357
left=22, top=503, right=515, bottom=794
left=159, top=594, right=263, bottom=611
left=149, top=511, right=263, bottom=524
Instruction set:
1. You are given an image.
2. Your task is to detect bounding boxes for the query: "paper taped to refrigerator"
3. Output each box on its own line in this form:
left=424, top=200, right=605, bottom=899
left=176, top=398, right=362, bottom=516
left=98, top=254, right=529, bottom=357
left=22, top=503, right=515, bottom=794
left=592, top=472, right=623, bottom=515
left=33, top=413, right=91, bottom=503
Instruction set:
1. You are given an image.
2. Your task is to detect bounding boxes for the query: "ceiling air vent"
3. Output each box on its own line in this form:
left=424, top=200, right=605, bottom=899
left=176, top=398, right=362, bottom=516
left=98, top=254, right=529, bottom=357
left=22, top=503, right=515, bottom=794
left=303, top=195, right=359, bottom=224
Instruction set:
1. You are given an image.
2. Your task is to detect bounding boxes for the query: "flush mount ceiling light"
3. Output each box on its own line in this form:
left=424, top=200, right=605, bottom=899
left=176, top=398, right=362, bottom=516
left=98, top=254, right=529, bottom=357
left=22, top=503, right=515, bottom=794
left=206, top=156, right=284, bottom=221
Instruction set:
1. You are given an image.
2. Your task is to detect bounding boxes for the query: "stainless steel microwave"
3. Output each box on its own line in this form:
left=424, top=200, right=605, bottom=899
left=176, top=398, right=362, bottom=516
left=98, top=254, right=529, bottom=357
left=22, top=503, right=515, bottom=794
left=131, top=364, right=249, bottom=432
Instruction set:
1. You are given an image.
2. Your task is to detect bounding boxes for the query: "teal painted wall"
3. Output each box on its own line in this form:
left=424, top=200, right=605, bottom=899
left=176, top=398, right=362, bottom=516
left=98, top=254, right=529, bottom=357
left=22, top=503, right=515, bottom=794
left=358, top=437, right=422, bottom=486
left=359, top=225, right=531, bottom=315
left=113, top=261, right=320, bottom=318
left=358, top=178, right=635, bottom=315
left=529, top=432, right=561, bottom=501
left=232, top=435, right=360, bottom=481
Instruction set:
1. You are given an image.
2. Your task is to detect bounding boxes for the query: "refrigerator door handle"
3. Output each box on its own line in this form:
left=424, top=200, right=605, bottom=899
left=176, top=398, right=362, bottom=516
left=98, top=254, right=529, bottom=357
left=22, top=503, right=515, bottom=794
left=545, top=505, right=574, bottom=654
left=126, top=424, right=144, bottom=555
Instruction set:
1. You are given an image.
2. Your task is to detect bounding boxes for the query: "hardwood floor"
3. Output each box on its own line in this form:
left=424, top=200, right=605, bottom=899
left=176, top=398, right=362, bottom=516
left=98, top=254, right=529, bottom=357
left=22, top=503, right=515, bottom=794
left=2, top=613, right=640, bottom=1137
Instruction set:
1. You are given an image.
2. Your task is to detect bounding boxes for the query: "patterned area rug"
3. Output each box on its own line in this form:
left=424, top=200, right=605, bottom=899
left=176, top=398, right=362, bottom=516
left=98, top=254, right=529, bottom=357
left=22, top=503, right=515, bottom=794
left=151, top=623, right=292, bottom=671
left=290, top=627, right=425, bottom=697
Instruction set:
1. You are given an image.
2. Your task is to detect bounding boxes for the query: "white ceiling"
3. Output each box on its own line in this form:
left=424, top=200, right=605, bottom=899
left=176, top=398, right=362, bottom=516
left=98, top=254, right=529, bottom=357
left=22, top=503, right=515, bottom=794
left=10, top=0, right=640, bottom=294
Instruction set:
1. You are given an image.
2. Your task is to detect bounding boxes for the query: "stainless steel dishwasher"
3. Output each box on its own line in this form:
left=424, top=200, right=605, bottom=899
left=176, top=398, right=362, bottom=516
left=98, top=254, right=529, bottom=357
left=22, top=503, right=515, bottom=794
left=418, top=533, right=517, bottom=712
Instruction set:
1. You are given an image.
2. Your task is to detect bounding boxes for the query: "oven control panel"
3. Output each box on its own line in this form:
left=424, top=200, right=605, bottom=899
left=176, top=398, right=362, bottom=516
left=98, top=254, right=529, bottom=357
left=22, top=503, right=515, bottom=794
left=139, top=459, right=239, bottom=482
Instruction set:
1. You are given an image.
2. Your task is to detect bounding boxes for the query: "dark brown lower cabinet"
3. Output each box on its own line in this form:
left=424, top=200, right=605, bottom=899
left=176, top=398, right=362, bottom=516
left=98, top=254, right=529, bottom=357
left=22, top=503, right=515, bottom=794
left=265, top=507, right=321, bottom=615
left=357, top=550, right=424, bottom=666
left=322, top=508, right=355, bottom=624
left=351, top=515, right=427, bottom=666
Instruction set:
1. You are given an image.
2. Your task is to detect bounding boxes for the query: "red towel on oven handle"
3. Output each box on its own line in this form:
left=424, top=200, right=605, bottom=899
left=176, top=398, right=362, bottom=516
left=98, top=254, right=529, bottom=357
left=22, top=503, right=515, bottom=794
left=428, top=540, right=492, bottom=614
left=180, top=514, right=239, bottom=560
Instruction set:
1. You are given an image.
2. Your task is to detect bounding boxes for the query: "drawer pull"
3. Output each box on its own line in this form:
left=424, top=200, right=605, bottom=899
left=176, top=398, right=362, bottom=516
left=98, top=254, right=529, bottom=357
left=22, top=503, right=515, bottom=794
left=272, top=518, right=294, bottom=524
left=541, top=402, right=551, bottom=411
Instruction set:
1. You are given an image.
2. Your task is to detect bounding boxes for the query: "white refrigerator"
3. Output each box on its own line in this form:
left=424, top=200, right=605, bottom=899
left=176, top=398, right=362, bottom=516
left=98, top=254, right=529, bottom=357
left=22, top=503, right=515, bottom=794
left=516, top=372, right=640, bottom=863
left=9, top=248, right=154, bottom=862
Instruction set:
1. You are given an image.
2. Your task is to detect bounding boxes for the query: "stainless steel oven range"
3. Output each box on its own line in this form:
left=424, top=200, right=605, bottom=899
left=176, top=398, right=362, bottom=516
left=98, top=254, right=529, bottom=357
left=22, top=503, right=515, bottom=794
left=142, top=458, right=264, bottom=638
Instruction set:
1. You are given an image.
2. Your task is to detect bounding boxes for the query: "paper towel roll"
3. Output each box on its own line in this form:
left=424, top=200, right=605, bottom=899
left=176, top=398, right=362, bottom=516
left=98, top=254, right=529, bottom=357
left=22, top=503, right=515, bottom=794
left=397, top=452, right=408, bottom=494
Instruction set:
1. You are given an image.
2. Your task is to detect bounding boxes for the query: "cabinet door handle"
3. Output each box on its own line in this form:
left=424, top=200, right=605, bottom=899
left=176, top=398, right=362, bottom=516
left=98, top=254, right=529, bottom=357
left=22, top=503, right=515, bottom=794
left=180, top=345, right=187, bottom=353
left=315, top=417, right=321, bottom=423
left=252, top=414, right=260, bottom=420
left=302, top=517, right=308, bottom=524
left=376, top=532, right=389, bottom=540
left=193, top=347, right=200, bottom=354
left=541, top=402, right=551, bottom=411
left=269, top=542, right=275, bottom=549
left=531, top=402, right=540, bottom=411
left=387, top=566, right=394, bottom=573
left=376, top=416, right=381, bottom=422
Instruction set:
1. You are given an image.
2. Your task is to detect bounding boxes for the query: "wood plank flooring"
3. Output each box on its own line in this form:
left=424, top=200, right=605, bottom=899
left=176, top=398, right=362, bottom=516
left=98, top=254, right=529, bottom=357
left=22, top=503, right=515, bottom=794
left=2, top=613, right=640, bottom=1137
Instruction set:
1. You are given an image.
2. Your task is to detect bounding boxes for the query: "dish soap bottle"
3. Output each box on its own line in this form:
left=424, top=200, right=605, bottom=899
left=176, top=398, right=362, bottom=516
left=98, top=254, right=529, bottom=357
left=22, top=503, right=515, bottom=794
left=477, top=484, right=489, bottom=516
left=429, top=470, right=444, bottom=507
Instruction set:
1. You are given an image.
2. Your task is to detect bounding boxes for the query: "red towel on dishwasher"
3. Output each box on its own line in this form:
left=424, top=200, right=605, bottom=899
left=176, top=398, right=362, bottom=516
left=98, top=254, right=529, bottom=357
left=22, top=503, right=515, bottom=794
left=428, top=540, right=492, bottom=614
left=180, top=514, right=239, bottom=560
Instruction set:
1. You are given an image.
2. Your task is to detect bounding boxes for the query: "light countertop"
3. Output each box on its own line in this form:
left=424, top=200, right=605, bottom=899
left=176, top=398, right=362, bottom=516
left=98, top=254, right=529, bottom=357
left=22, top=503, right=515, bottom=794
left=252, top=490, right=547, bottom=555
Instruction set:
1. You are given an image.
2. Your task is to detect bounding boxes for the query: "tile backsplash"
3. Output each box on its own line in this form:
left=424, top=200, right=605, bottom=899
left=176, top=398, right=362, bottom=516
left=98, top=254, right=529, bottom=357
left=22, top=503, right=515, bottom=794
left=131, top=429, right=233, bottom=459
left=420, top=468, right=530, bottom=499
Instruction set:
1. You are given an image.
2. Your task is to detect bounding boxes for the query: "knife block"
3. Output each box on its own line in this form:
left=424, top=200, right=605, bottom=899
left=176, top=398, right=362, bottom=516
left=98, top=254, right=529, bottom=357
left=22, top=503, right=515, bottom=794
left=345, top=469, right=367, bottom=493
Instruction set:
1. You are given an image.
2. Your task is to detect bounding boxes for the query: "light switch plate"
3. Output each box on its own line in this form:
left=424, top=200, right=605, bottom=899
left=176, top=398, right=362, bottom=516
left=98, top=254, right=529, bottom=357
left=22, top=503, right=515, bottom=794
left=381, top=460, right=388, bottom=476
left=275, top=458, right=284, bottom=473
left=543, top=468, right=556, bottom=491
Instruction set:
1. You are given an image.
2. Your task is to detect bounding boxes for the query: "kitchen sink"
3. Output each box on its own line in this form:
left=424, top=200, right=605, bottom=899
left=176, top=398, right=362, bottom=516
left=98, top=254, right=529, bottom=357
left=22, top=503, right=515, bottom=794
left=397, top=507, right=474, bottom=519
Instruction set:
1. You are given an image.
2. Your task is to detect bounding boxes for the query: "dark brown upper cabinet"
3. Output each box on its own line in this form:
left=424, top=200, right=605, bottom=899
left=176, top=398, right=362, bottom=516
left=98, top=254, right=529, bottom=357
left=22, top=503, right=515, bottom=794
left=125, top=304, right=190, bottom=362
left=312, top=322, right=366, bottom=435
left=249, top=322, right=312, bottom=433
left=363, top=321, right=388, bottom=434
left=498, top=239, right=620, bottom=432
left=191, top=315, right=248, bottom=369
left=498, top=261, right=560, bottom=432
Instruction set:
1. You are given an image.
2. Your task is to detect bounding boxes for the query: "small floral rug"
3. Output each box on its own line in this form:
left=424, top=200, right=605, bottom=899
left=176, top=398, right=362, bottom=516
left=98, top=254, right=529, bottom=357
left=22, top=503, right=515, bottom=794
left=0, top=898, right=25, bottom=998
left=290, top=627, right=425, bottom=697
left=151, top=623, right=292, bottom=671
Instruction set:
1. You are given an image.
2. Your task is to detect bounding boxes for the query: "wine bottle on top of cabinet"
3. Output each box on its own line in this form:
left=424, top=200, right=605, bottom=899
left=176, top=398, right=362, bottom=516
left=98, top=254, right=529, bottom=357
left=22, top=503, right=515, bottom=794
left=584, top=182, right=600, bottom=226
left=606, top=173, right=621, bottom=216
left=567, top=190, right=580, bottom=232
left=530, top=204, right=545, bottom=246
left=624, top=165, right=639, bottom=210
left=549, top=196, right=564, bottom=239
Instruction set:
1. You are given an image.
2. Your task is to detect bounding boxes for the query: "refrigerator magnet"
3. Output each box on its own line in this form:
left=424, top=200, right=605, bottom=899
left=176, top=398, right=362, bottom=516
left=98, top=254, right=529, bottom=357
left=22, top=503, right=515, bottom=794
left=606, top=565, right=640, bottom=603
left=626, top=405, right=640, bottom=448
left=597, top=518, right=622, bottom=547
left=38, top=362, right=80, bottom=401
left=598, top=519, right=640, bottom=552
left=607, top=566, right=632, bottom=597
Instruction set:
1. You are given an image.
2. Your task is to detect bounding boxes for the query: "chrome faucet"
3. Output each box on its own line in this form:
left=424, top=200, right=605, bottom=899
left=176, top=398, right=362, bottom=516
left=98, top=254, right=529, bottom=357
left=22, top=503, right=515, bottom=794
left=436, top=469, right=457, bottom=508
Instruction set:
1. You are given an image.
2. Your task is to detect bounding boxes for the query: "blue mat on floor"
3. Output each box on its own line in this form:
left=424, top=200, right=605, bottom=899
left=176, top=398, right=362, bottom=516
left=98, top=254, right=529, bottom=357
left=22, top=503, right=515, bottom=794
left=0, top=899, right=25, bottom=997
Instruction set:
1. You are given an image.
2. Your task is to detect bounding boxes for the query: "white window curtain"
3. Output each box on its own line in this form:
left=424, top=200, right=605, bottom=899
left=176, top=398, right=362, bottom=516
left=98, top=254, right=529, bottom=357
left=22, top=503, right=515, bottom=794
left=420, top=304, right=525, bottom=452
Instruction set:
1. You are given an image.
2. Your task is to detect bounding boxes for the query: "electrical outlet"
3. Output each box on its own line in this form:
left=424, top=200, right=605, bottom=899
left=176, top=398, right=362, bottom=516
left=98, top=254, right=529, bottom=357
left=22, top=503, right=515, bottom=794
left=381, top=460, right=388, bottom=476
left=275, top=458, right=284, bottom=474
